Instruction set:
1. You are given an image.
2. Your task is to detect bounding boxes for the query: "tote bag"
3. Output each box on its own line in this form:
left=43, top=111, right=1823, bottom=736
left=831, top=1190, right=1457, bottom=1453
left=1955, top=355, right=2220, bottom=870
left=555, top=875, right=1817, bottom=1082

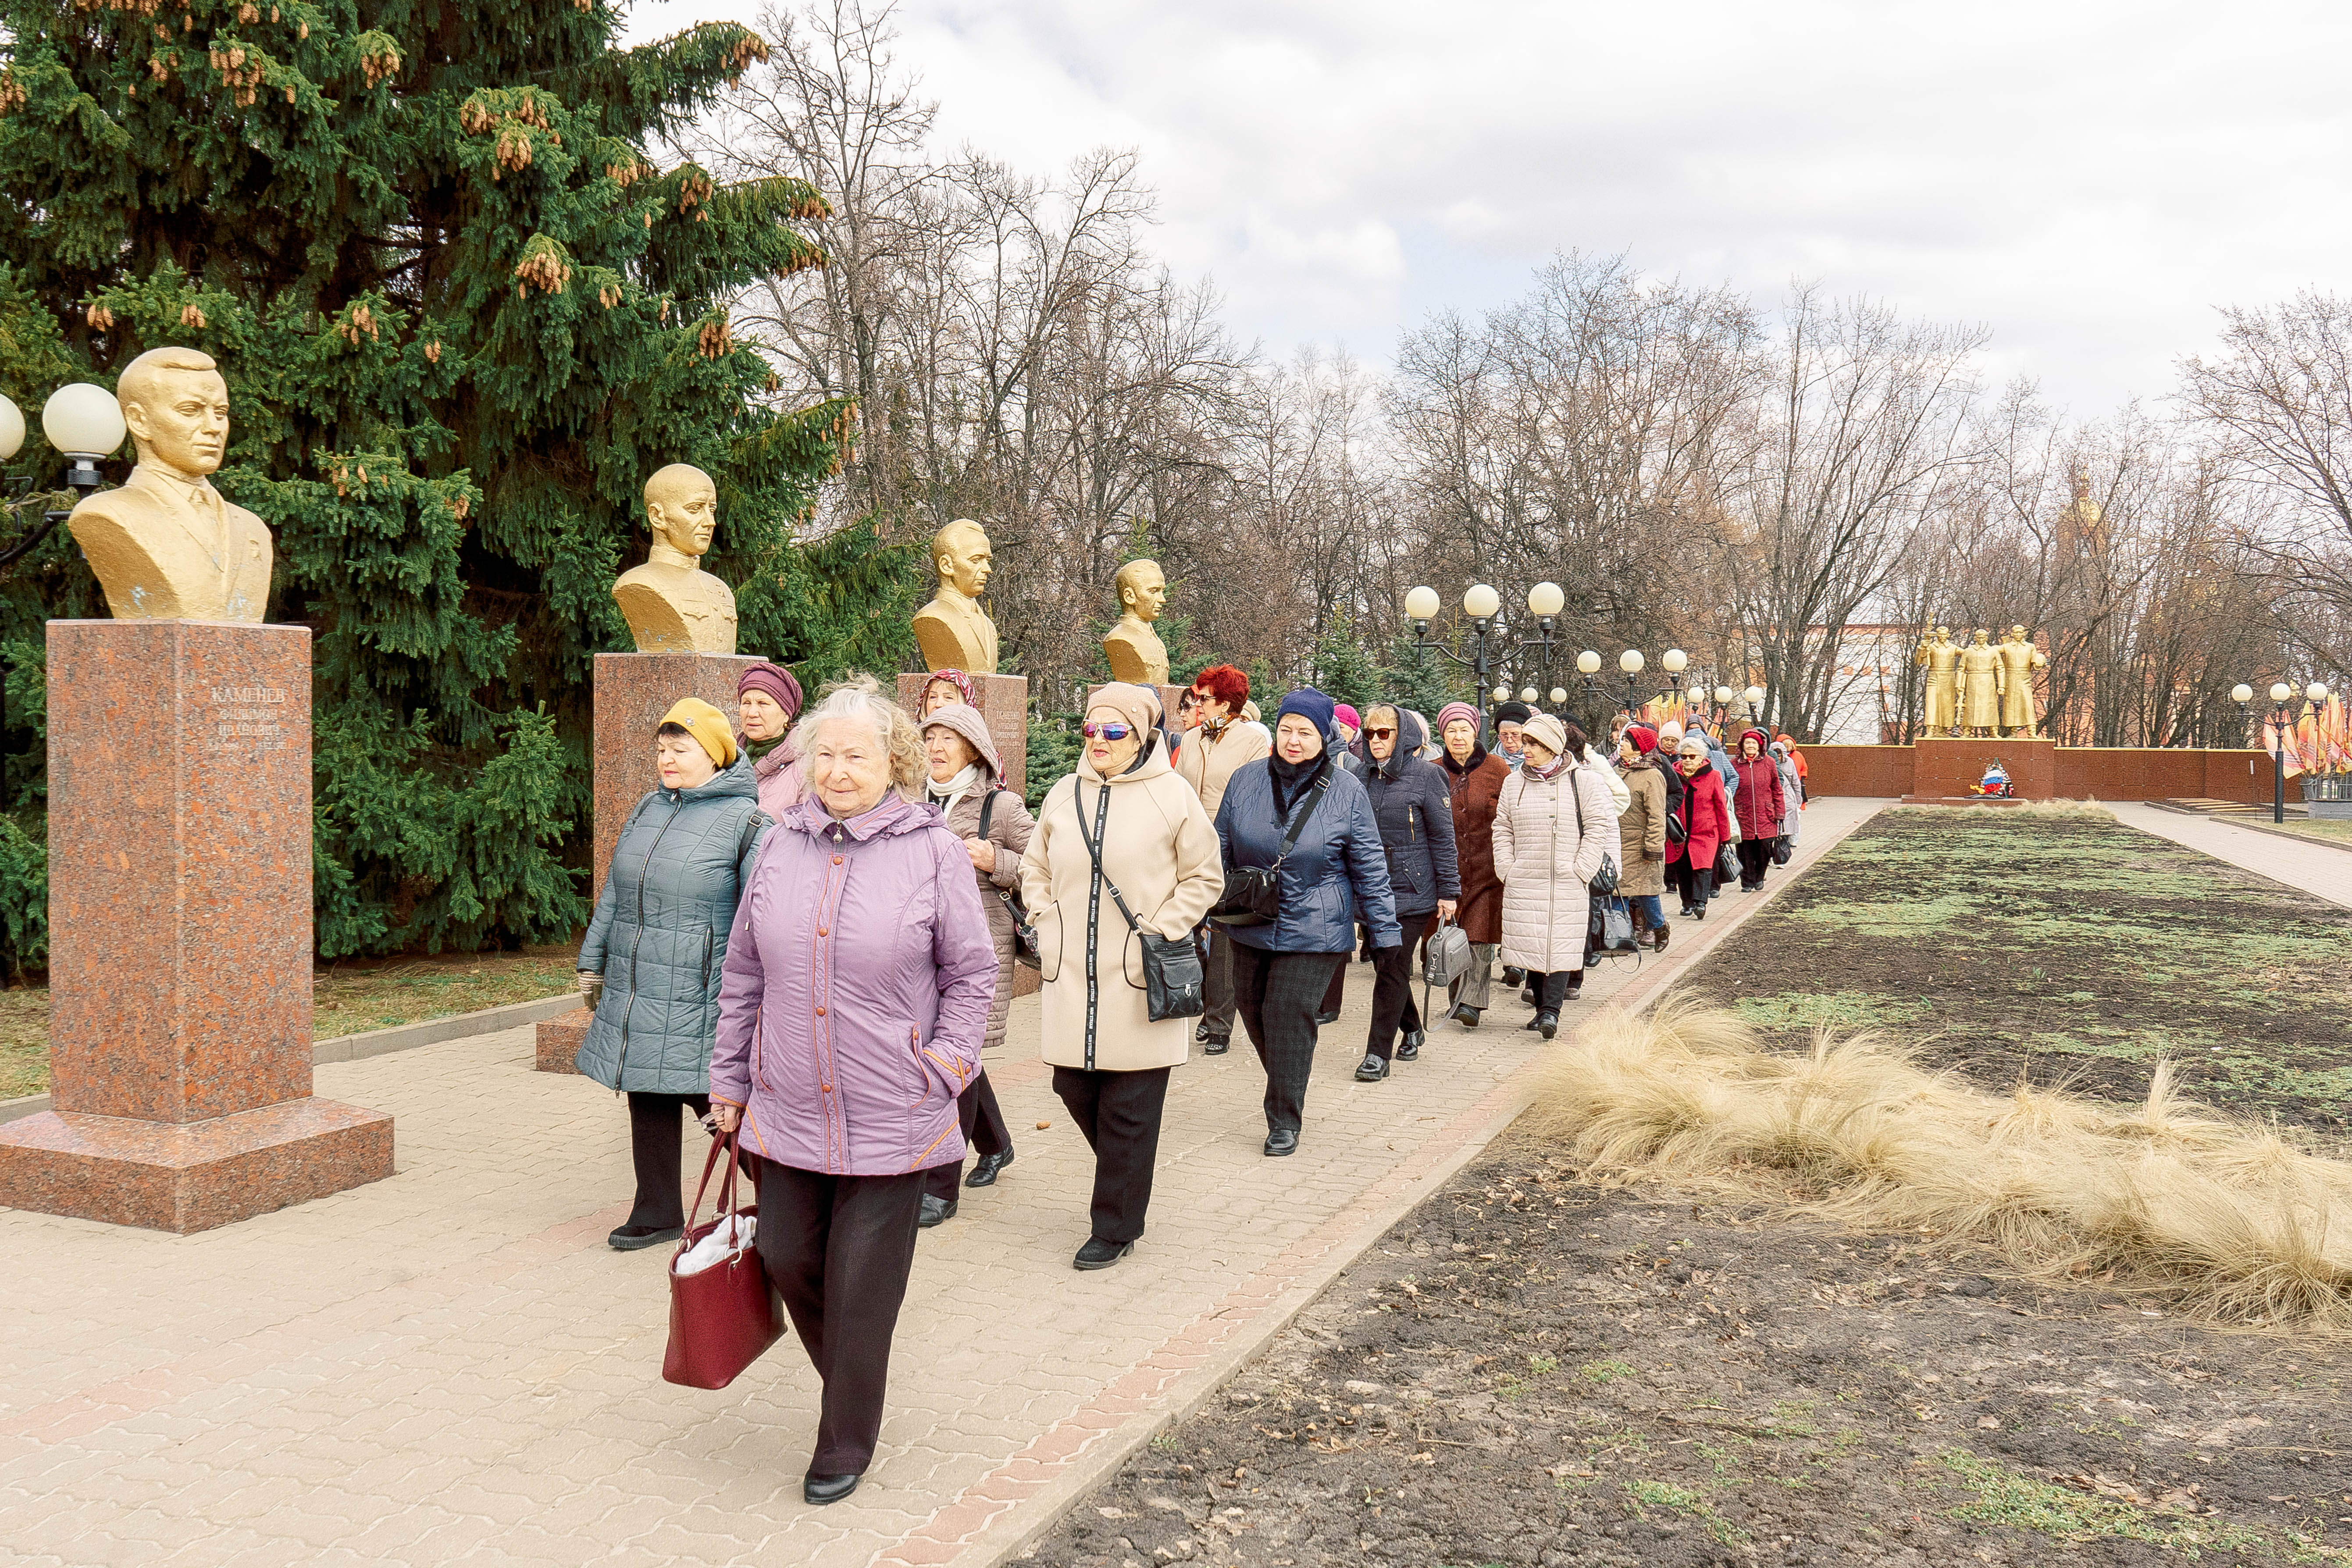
left=662, top=1133, right=781, bottom=1390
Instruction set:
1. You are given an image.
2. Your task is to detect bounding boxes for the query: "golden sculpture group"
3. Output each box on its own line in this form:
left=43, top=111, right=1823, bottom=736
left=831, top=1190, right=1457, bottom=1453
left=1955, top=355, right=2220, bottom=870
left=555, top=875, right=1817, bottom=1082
left=1914, top=624, right=2046, bottom=738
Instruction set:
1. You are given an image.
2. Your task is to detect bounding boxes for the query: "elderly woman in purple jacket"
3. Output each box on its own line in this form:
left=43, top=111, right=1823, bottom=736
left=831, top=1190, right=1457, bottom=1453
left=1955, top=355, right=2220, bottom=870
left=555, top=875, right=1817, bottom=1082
left=709, top=679, right=997, bottom=1507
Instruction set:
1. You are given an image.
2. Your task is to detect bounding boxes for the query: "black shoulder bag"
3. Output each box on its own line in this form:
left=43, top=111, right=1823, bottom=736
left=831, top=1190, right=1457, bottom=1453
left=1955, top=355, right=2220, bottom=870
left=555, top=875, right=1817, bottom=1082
left=1208, top=763, right=1332, bottom=928
left=1568, top=765, right=1621, bottom=894
left=977, top=790, right=1041, bottom=970
left=1073, top=781, right=1205, bottom=1022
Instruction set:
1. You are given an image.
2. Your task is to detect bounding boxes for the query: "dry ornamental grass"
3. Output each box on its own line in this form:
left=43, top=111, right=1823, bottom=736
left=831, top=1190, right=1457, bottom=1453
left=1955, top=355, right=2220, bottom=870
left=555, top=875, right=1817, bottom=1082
left=1525, top=996, right=2352, bottom=1331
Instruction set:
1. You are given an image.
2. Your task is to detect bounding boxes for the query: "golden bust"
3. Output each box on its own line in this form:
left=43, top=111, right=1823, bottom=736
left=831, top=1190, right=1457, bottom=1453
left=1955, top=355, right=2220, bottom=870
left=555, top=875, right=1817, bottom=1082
left=613, top=463, right=737, bottom=654
left=1996, top=624, right=2046, bottom=737
left=1101, top=559, right=1169, bottom=685
left=68, top=347, right=273, bottom=622
left=912, top=518, right=998, bottom=674
left=1914, top=625, right=1959, bottom=738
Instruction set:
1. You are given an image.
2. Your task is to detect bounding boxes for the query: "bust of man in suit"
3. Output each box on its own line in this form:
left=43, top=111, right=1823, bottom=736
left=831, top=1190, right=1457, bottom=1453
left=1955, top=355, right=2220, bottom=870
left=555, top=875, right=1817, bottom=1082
left=68, top=347, right=273, bottom=622
left=1101, top=558, right=1169, bottom=685
left=612, top=463, right=737, bottom=654
left=911, top=517, right=999, bottom=674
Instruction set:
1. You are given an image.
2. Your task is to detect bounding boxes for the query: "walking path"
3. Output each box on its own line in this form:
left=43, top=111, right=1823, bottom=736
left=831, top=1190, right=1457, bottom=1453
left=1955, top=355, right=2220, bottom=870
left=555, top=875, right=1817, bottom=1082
left=2112, top=801, right=2352, bottom=910
left=0, top=799, right=1884, bottom=1568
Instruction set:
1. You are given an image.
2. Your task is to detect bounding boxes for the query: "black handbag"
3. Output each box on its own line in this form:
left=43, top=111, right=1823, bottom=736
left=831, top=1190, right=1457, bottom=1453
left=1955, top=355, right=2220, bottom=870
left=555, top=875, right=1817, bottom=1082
left=1568, top=766, right=1621, bottom=895
left=1208, top=764, right=1332, bottom=928
left=1771, top=834, right=1793, bottom=867
left=1073, top=782, right=1205, bottom=1022
left=976, top=791, right=1041, bottom=969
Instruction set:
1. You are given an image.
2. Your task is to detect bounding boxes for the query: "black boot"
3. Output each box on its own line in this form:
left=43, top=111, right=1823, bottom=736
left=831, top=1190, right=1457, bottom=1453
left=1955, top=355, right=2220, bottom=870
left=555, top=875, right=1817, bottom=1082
left=1397, top=1028, right=1425, bottom=1061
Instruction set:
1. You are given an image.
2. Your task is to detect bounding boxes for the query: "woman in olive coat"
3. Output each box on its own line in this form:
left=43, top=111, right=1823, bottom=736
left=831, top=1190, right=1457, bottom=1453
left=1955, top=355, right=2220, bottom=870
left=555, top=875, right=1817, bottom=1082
left=576, top=698, right=769, bottom=1249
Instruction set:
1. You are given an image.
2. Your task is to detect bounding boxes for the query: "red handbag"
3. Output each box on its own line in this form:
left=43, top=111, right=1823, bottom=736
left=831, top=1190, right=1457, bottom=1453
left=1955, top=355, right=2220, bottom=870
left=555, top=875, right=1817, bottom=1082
left=661, top=1132, right=782, bottom=1390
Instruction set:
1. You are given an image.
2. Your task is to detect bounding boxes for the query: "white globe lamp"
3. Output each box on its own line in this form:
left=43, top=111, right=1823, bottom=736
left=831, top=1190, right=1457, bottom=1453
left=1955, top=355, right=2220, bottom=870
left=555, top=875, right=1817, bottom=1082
left=42, top=382, right=125, bottom=459
left=1525, top=581, right=1564, bottom=617
left=0, top=394, right=22, bottom=463
left=1403, top=585, right=1440, bottom=623
left=1618, top=650, right=1644, bottom=675
left=1463, top=583, right=1501, bottom=620
left=1661, top=648, right=1688, bottom=674
left=1576, top=649, right=1601, bottom=676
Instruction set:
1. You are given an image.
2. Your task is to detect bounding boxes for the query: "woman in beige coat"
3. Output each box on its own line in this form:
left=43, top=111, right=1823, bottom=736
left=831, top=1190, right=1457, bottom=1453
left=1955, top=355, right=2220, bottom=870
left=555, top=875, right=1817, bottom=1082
left=1493, top=713, right=1617, bottom=1041
left=1020, top=682, right=1223, bottom=1270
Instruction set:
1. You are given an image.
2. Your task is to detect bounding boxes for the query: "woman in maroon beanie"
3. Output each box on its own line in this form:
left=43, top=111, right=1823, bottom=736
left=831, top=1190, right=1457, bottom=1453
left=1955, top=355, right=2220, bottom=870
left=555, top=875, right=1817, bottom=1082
left=736, top=660, right=805, bottom=820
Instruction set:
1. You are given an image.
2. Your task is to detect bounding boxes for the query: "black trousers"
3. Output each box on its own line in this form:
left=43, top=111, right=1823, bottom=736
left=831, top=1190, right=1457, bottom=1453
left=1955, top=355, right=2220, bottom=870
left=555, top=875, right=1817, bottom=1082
left=625, top=1090, right=711, bottom=1229
left=1670, top=859, right=1716, bottom=912
left=1319, top=952, right=1347, bottom=1017
left=1231, top=944, right=1348, bottom=1134
left=1366, top=913, right=1436, bottom=1059
left=1198, top=925, right=1238, bottom=1041
left=1736, top=839, right=1774, bottom=889
left=922, top=1069, right=1012, bottom=1202
left=1052, top=1065, right=1172, bottom=1244
left=755, top=1162, right=925, bottom=1476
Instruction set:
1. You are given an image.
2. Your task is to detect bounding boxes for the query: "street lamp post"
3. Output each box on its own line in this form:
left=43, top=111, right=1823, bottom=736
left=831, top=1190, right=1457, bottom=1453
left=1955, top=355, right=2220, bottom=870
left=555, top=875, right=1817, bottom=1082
left=0, top=384, right=125, bottom=799
left=2265, top=681, right=2293, bottom=824
left=1744, top=685, right=1765, bottom=729
left=1405, top=581, right=1566, bottom=731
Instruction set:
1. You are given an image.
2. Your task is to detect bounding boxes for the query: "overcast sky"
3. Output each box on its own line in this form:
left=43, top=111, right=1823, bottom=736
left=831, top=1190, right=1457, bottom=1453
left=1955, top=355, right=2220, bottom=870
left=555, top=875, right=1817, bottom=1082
left=631, top=0, right=2352, bottom=417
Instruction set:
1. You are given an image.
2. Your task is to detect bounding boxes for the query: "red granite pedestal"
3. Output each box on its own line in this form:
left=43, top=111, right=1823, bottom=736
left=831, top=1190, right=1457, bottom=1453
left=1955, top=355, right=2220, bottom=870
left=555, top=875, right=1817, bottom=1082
left=1903, top=735, right=2057, bottom=804
left=592, top=652, right=759, bottom=892
left=899, top=670, right=1029, bottom=798
left=0, top=620, right=394, bottom=1233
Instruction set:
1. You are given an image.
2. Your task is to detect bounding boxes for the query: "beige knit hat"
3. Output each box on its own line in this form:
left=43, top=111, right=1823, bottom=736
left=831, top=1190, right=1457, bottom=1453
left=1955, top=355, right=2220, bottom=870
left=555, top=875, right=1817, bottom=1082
left=1520, top=712, right=1568, bottom=758
left=1084, top=681, right=1163, bottom=738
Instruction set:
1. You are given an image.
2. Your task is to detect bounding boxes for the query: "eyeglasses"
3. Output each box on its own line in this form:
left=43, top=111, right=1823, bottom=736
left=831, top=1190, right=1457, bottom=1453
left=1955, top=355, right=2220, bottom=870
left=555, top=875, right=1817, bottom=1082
left=1365, top=727, right=1397, bottom=739
left=1080, top=722, right=1136, bottom=740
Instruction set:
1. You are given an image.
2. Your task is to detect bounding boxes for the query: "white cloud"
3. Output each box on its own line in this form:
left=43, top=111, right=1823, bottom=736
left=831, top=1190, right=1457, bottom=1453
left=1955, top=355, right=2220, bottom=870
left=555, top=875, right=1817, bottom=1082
left=633, top=0, right=2352, bottom=413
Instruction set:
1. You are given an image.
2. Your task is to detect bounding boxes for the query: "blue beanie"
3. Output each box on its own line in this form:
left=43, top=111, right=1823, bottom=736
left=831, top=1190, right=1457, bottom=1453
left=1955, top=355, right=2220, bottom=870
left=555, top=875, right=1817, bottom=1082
left=1275, top=687, right=1337, bottom=738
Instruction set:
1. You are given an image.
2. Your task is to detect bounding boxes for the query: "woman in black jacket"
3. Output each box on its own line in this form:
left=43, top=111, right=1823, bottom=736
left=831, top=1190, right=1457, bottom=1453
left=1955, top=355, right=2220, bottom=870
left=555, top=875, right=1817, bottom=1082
left=1350, top=705, right=1459, bottom=1081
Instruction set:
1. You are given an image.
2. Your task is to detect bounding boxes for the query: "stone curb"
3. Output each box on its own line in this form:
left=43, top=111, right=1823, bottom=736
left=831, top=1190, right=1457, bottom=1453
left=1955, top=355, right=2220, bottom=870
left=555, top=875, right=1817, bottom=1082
left=0, top=991, right=582, bottom=1126
left=2145, top=806, right=2352, bottom=857
left=904, top=801, right=1886, bottom=1568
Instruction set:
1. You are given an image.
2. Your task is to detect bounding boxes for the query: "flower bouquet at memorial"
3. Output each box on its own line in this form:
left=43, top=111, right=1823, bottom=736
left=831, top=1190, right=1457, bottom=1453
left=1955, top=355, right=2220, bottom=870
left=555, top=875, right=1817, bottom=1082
left=1970, top=760, right=2013, bottom=798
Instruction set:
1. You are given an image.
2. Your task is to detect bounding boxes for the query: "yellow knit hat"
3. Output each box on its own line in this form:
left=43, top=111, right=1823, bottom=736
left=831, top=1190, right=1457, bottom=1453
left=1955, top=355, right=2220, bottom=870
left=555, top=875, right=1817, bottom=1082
left=659, top=698, right=738, bottom=769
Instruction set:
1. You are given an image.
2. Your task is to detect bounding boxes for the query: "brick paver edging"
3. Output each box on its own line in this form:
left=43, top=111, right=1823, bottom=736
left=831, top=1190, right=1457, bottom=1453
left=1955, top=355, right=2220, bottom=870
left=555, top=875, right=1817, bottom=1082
left=877, top=799, right=1888, bottom=1568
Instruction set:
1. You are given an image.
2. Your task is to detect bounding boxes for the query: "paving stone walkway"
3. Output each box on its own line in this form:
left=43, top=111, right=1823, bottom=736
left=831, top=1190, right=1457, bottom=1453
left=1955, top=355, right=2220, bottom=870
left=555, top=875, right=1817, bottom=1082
left=2113, top=801, right=2352, bottom=910
left=0, top=799, right=1883, bottom=1568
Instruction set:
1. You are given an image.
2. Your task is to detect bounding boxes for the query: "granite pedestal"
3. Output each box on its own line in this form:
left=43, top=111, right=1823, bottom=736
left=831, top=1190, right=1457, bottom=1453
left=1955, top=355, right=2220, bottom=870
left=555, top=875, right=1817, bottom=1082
left=1904, top=735, right=2056, bottom=803
left=592, top=652, right=759, bottom=893
left=0, top=620, right=394, bottom=1233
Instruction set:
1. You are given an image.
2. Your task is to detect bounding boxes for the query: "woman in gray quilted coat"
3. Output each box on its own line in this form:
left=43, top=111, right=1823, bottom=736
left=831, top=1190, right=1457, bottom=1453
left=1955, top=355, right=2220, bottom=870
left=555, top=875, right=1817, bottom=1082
left=575, top=698, right=770, bottom=1250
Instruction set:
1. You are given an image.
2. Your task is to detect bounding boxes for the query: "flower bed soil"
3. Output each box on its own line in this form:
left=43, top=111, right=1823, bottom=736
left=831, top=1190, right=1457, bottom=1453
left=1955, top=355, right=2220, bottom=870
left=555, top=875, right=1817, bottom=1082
left=1681, top=807, right=2352, bottom=1134
left=1022, top=1140, right=2352, bottom=1567
left=1022, top=813, right=2352, bottom=1567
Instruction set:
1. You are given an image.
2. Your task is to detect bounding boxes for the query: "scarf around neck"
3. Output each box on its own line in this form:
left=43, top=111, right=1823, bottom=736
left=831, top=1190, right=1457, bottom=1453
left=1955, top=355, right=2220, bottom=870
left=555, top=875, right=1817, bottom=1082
left=1269, top=750, right=1326, bottom=816
left=927, top=762, right=982, bottom=823
left=1523, top=754, right=1570, bottom=783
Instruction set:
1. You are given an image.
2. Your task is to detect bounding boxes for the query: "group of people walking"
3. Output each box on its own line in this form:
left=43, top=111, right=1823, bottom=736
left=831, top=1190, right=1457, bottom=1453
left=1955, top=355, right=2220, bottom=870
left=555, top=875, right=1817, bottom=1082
left=568, top=658, right=1805, bottom=1504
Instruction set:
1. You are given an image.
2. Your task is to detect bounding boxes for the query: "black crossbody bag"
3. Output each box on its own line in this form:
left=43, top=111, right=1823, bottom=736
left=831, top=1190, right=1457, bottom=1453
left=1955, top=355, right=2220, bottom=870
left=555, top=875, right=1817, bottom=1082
left=1073, top=782, right=1205, bottom=1022
left=1208, top=764, right=1332, bottom=928
left=976, top=791, right=1041, bottom=970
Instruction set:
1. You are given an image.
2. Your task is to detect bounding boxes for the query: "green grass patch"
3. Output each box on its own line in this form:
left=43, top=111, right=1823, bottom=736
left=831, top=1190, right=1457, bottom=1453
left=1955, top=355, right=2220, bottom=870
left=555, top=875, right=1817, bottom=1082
left=1939, top=1450, right=2271, bottom=1555
left=1580, top=1359, right=1639, bottom=1384
left=1624, top=1478, right=1750, bottom=1546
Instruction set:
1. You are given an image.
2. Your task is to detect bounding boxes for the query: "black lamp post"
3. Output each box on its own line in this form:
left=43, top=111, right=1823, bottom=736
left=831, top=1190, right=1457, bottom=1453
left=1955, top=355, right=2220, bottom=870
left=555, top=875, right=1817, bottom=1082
left=0, top=384, right=124, bottom=799
left=1405, top=580, right=1565, bottom=732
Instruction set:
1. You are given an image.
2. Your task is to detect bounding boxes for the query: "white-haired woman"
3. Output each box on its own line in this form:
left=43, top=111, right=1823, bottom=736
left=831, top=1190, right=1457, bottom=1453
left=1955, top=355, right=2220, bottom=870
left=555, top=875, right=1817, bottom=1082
left=710, top=679, right=997, bottom=1505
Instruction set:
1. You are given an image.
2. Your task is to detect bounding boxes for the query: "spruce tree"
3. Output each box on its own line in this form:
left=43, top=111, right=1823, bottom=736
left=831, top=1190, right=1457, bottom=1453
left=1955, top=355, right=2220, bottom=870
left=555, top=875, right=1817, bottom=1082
left=0, top=0, right=855, bottom=957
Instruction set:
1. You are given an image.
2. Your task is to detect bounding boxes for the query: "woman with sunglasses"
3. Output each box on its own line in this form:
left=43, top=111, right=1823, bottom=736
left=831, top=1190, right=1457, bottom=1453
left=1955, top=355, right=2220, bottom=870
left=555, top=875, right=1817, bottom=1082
left=1348, top=705, right=1458, bottom=1081
left=1213, top=688, right=1399, bottom=1156
left=1021, top=683, right=1223, bottom=1269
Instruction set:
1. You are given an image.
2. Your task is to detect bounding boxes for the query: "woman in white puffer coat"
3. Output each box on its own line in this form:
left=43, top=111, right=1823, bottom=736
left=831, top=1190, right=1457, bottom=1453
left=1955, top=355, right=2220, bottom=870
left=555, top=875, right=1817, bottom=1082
left=1492, top=713, right=1618, bottom=1041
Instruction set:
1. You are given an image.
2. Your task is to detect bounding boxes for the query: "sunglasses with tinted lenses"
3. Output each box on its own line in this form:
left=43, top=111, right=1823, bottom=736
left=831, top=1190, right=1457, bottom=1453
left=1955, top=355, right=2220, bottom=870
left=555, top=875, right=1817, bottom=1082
left=1080, top=722, right=1136, bottom=740
left=1365, top=727, right=1397, bottom=739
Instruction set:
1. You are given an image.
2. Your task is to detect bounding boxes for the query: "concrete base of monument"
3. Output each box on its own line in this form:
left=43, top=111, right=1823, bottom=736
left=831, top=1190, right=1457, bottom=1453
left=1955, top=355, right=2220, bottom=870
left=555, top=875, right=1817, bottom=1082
left=594, top=652, right=759, bottom=890
left=0, top=1098, right=394, bottom=1234
left=536, top=1014, right=589, bottom=1075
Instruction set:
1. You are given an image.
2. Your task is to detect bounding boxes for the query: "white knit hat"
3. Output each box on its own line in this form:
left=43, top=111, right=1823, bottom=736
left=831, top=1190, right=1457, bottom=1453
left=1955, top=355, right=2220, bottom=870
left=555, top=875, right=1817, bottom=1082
left=1520, top=712, right=1568, bottom=757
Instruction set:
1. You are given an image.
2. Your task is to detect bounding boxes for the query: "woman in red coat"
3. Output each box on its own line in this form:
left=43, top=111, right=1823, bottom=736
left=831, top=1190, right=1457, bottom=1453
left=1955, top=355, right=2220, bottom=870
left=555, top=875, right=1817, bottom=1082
left=1729, top=726, right=1788, bottom=892
left=1435, top=701, right=1508, bottom=1026
left=1667, top=733, right=1733, bottom=920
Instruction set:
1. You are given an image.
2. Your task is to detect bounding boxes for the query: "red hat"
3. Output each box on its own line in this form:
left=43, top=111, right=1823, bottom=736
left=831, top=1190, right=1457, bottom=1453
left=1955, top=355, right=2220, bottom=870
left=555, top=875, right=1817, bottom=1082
left=1624, top=723, right=1659, bottom=755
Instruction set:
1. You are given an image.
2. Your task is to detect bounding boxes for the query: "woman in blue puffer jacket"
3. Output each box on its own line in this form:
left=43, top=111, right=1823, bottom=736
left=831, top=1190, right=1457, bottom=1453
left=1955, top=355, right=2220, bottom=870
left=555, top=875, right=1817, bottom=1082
left=1212, top=688, right=1399, bottom=1158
